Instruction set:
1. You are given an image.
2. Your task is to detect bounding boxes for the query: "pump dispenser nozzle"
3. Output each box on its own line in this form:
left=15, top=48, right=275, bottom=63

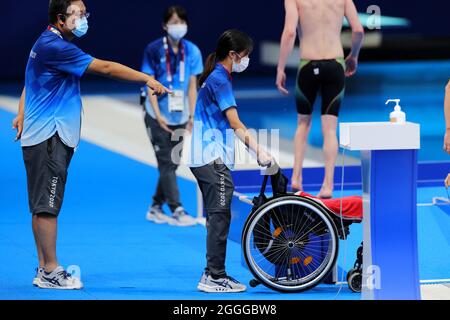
left=386, top=99, right=406, bottom=124
left=386, top=99, right=401, bottom=111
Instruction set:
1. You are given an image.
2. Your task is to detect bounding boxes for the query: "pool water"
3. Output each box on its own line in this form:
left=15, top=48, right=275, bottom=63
left=234, top=60, right=449, bottom=162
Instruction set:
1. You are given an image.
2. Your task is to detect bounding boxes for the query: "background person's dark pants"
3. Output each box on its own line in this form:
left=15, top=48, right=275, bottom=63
left=190, top=160, right=235, bottom=278
left=144, top=113, right=186, bottom=213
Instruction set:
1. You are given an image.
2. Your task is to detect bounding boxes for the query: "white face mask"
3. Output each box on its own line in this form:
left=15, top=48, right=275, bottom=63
left=167, top=24, right=188, bottom=41
left=72, top=16, right=89, bottom=38
left=232, top=55, right=250, bottom=73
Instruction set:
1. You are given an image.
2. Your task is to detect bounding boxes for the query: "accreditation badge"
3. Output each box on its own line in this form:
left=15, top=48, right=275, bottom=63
left=168, top=90, right=185, bottom=113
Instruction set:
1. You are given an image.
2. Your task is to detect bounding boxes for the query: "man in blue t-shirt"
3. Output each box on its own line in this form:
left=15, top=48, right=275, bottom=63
left=141, top=5, right=203, bottom=226
left=12, top=0, right=171, bottom=290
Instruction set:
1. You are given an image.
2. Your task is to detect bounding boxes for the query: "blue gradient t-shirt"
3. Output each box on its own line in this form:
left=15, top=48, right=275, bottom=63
left=189, top=64, right=237, bottom=169
left=21, top=26, right=94, bottom=148
left=141, top=38, right=203, bottom=125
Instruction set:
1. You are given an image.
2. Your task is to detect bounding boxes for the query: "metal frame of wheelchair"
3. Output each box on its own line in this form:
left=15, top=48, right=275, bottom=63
left=241, top=173, right=363, bottom=293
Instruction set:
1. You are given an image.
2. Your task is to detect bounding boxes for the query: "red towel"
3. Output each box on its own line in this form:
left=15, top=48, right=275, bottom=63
left=295, top=191, right=363, bottom=221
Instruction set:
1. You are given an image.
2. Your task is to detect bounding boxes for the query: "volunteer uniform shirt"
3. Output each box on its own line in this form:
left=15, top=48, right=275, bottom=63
left=21, top=26, right=94, bottom=148
left=141, top=38, right=203, bottom=125
left=189, top=64, right=237, bottom=169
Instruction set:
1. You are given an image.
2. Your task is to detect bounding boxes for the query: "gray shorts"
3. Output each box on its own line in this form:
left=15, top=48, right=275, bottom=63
left=22, top=133, right=74, bottom=216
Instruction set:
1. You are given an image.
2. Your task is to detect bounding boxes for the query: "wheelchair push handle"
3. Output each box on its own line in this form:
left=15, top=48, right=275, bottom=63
left=258, top=161, right=279, bottom=196
left=260, top=174, right=270, bottom=195
left=258, top=162, right=288, bottom=197
left=252, top=163, right=278, bottom=210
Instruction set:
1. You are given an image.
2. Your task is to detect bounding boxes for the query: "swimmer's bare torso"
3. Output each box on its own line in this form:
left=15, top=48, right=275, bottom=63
left=277, top=0, right=363, bottom=93
left=296, top=0, right=346, bottom=60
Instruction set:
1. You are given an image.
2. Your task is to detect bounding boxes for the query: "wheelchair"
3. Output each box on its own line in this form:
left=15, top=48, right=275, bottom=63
left=241, top=168, right=363, bottom=293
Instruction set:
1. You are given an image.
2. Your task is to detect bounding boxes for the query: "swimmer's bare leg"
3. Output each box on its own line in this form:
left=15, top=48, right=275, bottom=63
left=292, top=114, right=312, bottom=191
left=318, top=115, right=338, bottom=198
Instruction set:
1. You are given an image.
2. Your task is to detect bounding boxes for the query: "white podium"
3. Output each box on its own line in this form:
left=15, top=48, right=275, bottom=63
left=340, top=122, right=421, bottom=300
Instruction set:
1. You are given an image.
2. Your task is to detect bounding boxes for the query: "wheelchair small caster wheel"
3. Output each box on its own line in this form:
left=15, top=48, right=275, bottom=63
left=249, top=279, right=261, bottom=288
left=347, top=270, right=362, bottom=293
left=346, top=268, right=357, bottom=282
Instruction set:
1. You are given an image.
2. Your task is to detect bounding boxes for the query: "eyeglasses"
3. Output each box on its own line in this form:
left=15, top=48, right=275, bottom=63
left=232, top=52, right=249, bottom=60
left=232, top=52, right=243, bottom=59
left=65, top=12, right=90, bottom=19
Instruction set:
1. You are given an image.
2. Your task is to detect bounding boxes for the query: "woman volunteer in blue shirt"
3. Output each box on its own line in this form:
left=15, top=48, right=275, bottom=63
left=141, top=6, right=203, bottom=226
left=189, top=30, right=274, bottom=293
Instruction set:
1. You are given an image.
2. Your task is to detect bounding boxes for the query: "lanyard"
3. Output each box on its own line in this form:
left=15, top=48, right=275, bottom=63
left=219, top=63, right=233, bottom=81
left=47, top=25, right=63, bottom=39
left=163, top=37, right=185, bottom=85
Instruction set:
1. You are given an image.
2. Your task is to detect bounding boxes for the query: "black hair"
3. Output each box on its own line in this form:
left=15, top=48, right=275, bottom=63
left=198, top=29, right=254, bottom=86
left=48, top=0, right=77, bottom=24
left=163, top=5, right=188, bottom=25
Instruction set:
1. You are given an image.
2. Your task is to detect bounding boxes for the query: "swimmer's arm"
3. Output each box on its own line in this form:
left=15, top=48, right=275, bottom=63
left=444, top=81, right=450, bottom=131
left=225, top=108, right=271, bottom=163
left=277, top=0, right=299, bottom=72
left=86, top=58, right=171, bottom=96
left=12, top=87, right=25, bottom=141
left=443, top=81, right=450, bottom=153
left=345, top=0, right=365, bottom=58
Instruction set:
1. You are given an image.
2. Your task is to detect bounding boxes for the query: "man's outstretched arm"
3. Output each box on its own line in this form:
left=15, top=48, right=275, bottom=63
left=86, top=59, right=171, bottom=96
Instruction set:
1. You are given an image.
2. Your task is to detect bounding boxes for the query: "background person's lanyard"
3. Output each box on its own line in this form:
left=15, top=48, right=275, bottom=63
left=163, top=37, right=185, bottom=89
left=47, top=25, right=63, bottom=39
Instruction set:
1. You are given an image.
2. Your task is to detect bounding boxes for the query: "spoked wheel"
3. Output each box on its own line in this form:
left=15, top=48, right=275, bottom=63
left=242, top=196, right=339, bottom=293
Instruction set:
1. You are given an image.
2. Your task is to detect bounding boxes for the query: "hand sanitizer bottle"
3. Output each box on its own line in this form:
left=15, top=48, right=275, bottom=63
left=386, top=99, right=406, bottom=124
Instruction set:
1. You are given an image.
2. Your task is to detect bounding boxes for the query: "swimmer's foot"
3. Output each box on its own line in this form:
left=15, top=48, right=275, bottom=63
left=317, top=186, right=333, bottom=199
left=291, top=180, right=303, bottom=193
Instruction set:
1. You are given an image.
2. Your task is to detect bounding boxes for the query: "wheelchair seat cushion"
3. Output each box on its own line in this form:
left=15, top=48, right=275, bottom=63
left=295, top=191, right=363, bottom=222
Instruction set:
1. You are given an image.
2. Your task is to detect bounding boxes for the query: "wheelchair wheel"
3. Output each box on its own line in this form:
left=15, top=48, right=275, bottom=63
left=242, top=196, right=339, bottom=293
left=347, top=268, right=357, bottom=282
left=347, top=270, right=362, bottom=293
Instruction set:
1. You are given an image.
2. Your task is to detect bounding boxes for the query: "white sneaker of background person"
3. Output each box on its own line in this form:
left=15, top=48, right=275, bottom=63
left=146, top=204, right=176, bottom=224
left=169, top=207, right=197, bottom=227
left=37, top=266, right=83, bottom=290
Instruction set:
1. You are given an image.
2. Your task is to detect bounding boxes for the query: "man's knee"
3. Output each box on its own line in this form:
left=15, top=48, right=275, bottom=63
left=321, top=115, right=338, bottom=129
left=33, top=211, right=58, bottom=219
left=297, top=114, right=312, bottom=126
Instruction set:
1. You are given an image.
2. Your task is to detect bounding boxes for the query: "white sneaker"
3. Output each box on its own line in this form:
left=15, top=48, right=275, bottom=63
left=197, top=272, right=247, bottom=293
left=32, top=267, right=44, bottom=287
left=38, top=266, right=83, bottom=290
left=169, top=207, right=197, bottom=227
left=146, top=205, right=175, bottom=224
